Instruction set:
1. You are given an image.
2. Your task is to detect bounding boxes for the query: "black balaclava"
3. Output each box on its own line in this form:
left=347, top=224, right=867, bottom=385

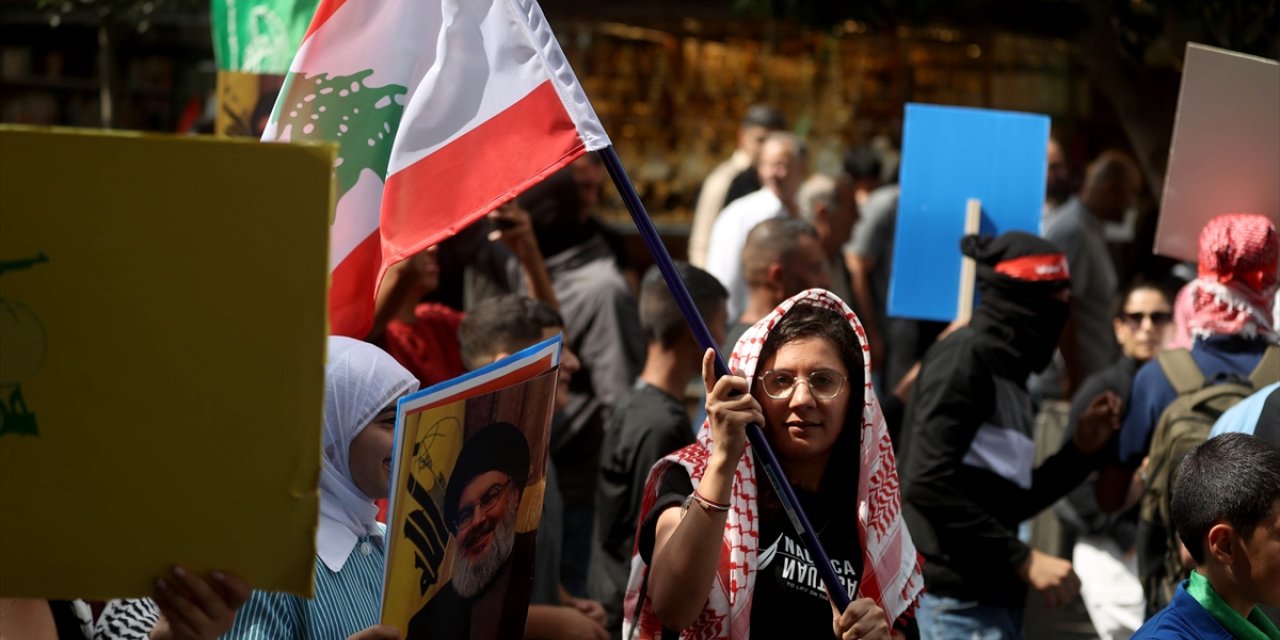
left=517, top=167, right=594, bottom=258
left=961, top=231, right=1071, bottom=379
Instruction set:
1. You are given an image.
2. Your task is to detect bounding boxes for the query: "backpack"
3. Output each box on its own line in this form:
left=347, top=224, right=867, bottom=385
left=1137, top=345, right=1280, bottom=616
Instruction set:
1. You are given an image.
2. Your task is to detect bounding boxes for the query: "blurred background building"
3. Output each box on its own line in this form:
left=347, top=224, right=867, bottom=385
left=2, top=0, right=1275, bottom=268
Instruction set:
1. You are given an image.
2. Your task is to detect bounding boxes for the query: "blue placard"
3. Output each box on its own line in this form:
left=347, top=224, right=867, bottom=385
left=888, top=104, right=1049, bottom=321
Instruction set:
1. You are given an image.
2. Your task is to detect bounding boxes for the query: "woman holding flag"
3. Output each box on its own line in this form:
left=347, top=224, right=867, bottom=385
left=624, top=289, right=924, bottom=639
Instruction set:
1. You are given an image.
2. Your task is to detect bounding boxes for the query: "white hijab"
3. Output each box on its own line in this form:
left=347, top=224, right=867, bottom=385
left=319, top=336, right=419, bottom=571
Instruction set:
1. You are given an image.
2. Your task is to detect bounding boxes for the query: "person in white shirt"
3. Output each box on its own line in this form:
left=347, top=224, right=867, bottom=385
left=687, top=105, right=786, bottom=267
left=704, top=132, right=807, bottom=320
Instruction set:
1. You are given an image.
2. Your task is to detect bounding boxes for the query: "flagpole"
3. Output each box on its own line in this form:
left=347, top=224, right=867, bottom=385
left=598, top=146, right=854, bottom=612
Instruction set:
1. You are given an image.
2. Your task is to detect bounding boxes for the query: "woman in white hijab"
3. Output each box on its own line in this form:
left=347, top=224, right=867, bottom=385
left=223, top=337, right=418, bottom=640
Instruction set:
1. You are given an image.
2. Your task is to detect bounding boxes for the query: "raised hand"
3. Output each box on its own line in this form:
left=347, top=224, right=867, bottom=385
left=1073, top=390, right=1122, bottom=454
left=701, top=348, right=760, bottom=469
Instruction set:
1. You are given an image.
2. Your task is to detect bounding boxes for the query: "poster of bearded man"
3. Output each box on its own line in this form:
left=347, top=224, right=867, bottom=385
left=382, top=337, right=560, bottom=639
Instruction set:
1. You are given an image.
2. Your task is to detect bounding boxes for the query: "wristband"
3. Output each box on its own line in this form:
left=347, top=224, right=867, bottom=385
left=681, top=489, right=731, bottom=518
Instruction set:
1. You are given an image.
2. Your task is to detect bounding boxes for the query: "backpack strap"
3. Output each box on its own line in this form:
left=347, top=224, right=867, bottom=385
left=1257, top=387, right=1280, bottom=444
left=1247, top=345, right=1280, bottom=388
left=1157, top=349, right=1205, bottom=395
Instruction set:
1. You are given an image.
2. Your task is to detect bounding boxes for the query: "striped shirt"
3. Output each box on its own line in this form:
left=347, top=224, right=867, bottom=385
left=221, top=535, right=384, bottom=640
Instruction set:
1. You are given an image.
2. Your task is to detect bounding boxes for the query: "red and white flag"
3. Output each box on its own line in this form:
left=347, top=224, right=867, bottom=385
left=264, top=0, right=610, bottom=337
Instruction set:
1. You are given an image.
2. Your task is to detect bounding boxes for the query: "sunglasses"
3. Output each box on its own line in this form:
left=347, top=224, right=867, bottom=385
left=1120, top=311, right=1173, bottom=327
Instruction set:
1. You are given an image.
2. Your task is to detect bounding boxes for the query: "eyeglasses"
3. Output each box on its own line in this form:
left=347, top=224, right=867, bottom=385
left=755, top=370, right=848, bottom=400
left=1120, top=311, right=1173, bottom=327
left=453, top=480, right=510, bottom=531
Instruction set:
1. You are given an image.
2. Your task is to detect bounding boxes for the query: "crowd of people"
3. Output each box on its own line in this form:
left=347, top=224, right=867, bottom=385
left=3, top=103, right=1278, bottom=640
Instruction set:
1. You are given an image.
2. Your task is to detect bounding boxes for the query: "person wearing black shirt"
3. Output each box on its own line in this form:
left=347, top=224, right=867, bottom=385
left=626, top=290, right=924, bottom=639
left=589, top=264, right=727, bottom=634
left=898, top=232, right=1123, bottom=640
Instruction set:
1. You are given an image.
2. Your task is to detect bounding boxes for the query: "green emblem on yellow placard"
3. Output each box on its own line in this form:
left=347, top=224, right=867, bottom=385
left=0, top=252, right=48, bottom=438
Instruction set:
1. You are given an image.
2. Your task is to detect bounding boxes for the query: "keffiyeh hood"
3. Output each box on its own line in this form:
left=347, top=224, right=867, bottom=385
left=1184, top=213, right=1278, bottom=343
left=319, top=336, right=419, bottom=572
left=624, top=289, right=924, bottom=638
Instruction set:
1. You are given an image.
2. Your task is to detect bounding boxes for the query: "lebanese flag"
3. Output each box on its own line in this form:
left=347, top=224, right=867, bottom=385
left=264, top=0, right=610, bottom=337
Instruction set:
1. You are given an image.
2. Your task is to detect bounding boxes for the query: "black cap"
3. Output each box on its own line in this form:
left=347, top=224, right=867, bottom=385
left=442, top=422, right=531, bottom=533
left=741, top=104, right=786, bottom=130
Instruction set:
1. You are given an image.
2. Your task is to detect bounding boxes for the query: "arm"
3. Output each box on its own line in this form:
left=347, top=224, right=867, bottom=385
left=524, top=605, right=607, bottom=640
left=1057, top=375, right=1125, bottom=535
left=1018, top=392, right=1119, bottom=519
left=488, top=203, right=560, bottom=313
left=368, top=254, right=431, bottom=342
left=1096, top=361, right=1170, bottom=512
left=647, top=350, right=758, bottom=630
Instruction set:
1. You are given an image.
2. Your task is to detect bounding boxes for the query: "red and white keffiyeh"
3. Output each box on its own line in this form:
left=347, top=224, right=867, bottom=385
left=623, top=289, right=924, bottom=639
left=1184, top=213, right=1278, bottom=343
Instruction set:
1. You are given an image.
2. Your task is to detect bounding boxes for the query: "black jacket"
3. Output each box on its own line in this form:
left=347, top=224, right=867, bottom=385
left=899, top=326, right=1097, bottom=606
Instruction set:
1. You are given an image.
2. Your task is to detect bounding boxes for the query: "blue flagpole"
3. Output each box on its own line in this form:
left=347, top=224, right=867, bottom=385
left=597, top=146, right=854, bottom=612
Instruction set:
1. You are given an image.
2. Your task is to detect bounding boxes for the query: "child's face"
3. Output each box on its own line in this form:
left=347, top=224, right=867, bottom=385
left=1235, top=503, right=1280, bottom=608
left=538, top=326, right=579, bottom=412
left=349, top=404, right=398, bottom=500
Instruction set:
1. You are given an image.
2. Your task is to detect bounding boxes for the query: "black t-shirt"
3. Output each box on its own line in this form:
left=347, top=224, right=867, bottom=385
left=638, top=463, right=862, bottom=638
left=723, top=168, right=762, bottom=209
left=591, top=383, right=694, bottom=632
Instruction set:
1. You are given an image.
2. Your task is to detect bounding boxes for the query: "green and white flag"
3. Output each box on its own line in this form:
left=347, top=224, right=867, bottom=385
left=212, top=0, right=318, bottom=74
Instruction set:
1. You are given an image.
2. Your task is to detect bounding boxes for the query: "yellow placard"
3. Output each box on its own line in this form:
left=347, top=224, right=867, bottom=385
left=381, top=401, right=465, bottom=628
left=0, top=126, right=335, bottom=599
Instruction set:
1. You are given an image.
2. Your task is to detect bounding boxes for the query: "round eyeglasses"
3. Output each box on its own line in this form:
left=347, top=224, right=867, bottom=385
left=755, top=370, right=848, bottom=400
left=453, top=479, right=510, bottom=531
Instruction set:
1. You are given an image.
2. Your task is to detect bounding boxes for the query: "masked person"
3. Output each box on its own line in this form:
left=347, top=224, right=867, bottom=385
left=223, top=337, right=419, bottom=640
left=898, top=232, right=1123, bottom=640
left=626, top=289, right=925, bottom=639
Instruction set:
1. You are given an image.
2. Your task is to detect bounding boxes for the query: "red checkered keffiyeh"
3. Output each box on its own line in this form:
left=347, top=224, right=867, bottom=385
left=623, top=289, right=925, bottom=639
left=1185, top=213, right=1278, bottom=343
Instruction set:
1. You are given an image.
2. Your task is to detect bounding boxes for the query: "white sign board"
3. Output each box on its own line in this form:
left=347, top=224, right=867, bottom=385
left=1157, top=43, right=1280, bottom=262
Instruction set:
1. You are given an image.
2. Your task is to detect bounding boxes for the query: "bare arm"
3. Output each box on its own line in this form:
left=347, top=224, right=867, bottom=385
left=489, top=203, right=560, bottom=314
left=648, top=350, right=757, bottom=630
left=367, top=254, right=429, bottom=342
left=524, top=605, right=607, bottom=640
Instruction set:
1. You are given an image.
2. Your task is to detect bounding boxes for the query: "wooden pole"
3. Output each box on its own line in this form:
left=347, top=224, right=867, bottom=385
left=956, top=198, right=982, bottom=322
